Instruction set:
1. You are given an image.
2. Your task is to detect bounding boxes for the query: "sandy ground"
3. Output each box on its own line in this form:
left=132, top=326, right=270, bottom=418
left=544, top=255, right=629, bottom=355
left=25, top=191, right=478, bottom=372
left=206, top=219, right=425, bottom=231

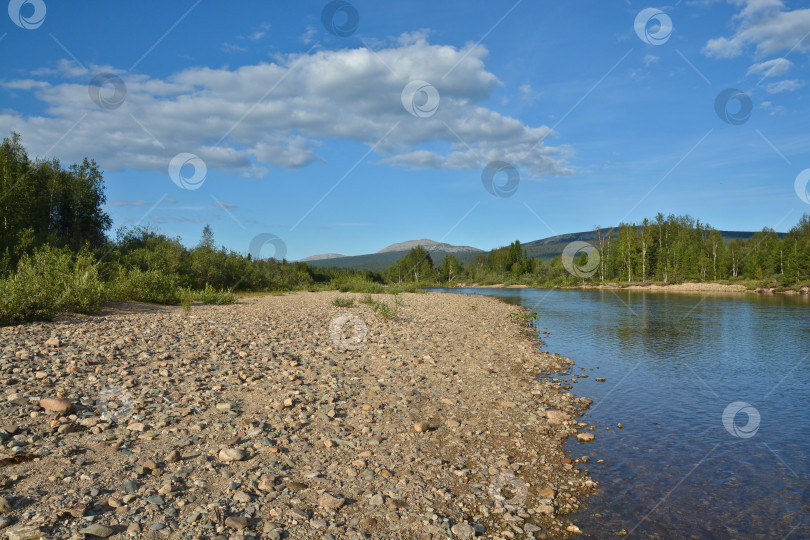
left=0, top=292, right=596, bottom=539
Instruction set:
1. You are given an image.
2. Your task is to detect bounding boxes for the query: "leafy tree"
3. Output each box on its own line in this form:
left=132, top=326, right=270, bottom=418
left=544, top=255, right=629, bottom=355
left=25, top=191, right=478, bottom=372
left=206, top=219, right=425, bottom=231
left=441, top=254, right=462, bottom=282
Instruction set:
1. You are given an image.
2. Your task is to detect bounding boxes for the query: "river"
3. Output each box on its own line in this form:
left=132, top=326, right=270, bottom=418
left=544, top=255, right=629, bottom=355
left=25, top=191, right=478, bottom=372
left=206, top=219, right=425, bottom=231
left=428, top=287, right=810, bottom=539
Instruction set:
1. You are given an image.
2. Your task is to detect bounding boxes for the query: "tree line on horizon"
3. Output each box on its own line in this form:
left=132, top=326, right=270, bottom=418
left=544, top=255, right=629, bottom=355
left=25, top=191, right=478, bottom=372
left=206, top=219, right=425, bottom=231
left=2, top=132, right=809, bottom=323
left=383, top=213, right=810, bottom=288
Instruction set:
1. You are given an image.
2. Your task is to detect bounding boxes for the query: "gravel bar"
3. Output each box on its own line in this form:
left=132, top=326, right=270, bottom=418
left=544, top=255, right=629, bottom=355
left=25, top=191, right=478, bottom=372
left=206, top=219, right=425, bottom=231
left=0, top=291, right=597, bottom=539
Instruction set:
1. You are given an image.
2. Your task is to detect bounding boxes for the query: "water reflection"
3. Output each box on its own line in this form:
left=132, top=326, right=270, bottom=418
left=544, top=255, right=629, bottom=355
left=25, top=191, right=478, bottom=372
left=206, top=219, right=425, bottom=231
left=428, top=288, right=810, bottom=539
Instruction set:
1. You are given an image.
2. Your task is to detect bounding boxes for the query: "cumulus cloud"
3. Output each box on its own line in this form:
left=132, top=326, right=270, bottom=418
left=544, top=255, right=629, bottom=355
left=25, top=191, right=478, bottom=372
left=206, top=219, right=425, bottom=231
left=703, top=0, right=810, bottom=58
left=0, top=36, right=572, bottom=180
left=746, top=57, right=792, bottom=77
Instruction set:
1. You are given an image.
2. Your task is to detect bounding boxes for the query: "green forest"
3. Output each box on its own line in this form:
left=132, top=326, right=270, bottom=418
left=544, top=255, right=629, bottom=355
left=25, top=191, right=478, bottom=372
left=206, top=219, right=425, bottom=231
left=2, top=133, right=809, bottom=324
left=409, top=212, right=810, bottom=288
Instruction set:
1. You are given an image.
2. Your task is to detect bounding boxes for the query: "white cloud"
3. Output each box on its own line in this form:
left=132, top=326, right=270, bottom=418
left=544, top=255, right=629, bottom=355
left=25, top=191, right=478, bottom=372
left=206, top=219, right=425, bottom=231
left=759, top=100, right=786, bottom=115
left=519, top=83, right=540, bottom=104
left=703, top=0, right=810, bottom=58
left=0, top=36, right=572, bottom=179
left=746, top=57, right=792, bottom=77
left=299, top=25, right=318, bottom=45
left=221, top=42, right=247, bottom=54
left=764, top=79, right=805, bottom=93
left=643, top=54, right=660, bottom=67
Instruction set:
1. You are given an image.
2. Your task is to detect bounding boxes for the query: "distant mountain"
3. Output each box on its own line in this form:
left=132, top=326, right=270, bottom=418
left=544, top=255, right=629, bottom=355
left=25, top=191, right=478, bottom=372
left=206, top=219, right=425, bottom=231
left=303, top=230, right=782, bottom=271
left=378, top=239, right=483, bottom=254
left=304, top=239, right=484, bottom=271
left=298, top=253, right=345, bottom=262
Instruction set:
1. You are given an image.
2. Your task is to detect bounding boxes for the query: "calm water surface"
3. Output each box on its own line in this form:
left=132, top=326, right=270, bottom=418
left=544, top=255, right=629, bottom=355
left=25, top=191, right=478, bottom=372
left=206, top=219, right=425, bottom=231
left=429, top=288, right=810, bottom=539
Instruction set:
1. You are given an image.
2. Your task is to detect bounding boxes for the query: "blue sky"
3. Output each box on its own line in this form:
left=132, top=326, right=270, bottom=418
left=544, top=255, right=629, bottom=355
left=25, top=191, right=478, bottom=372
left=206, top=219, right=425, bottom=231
left=2, top=0, right=809, bottom=260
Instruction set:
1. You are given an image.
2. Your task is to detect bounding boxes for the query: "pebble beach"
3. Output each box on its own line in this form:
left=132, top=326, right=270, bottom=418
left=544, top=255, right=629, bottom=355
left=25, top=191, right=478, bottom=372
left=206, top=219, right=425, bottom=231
left=0, top=292, right=596, bottom=539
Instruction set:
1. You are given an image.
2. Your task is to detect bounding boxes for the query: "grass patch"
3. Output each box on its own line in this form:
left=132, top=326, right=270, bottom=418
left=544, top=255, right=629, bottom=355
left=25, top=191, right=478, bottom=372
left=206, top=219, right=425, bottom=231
left=181, top=288, right=193, bottom=315
left=358, top=294, right=398, bottom=319
left=332, top=297, right=355, bottom=307
left=193, top=284, right=236, bottom=305
left=330, top=276, right=386, bottom=294
left=372, top=300, right=397, bottom=319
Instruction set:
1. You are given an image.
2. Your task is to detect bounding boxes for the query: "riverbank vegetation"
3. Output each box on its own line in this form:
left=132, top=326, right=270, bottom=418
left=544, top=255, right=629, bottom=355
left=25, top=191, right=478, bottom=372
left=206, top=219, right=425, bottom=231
left=384, top=214, right=810, bottom=291
left=2, top=132, right=809, bottom=323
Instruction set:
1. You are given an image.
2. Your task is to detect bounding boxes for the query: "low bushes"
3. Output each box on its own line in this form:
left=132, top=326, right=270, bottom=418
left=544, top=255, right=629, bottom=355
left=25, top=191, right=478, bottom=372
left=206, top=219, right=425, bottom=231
left=0, top=246, right=106, bottom=324
left=0, top=247, right=236, bottom=325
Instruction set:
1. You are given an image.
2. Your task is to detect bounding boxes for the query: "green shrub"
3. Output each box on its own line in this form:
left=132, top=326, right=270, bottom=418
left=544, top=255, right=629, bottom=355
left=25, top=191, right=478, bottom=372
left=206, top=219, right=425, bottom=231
left=329, top=276, right=386, bottom=294
left=193, top=284, right=236, bottom=305
left=356, top=294, right=397, bottom=319
left=332, top=297, right=355, bottom=307
left=110, top=267, right=180, bottom=304
left=0, top=246, right=106, bottom=324
left=180, top=288, right=193, bottom=314
left=372, top=300, right=397, bottom=319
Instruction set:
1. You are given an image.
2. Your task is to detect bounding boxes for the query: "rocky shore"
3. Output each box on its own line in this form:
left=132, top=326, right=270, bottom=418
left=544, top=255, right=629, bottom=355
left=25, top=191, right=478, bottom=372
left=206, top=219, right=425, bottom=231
left=462, top=281, right=810, bottom=295
left=0, top=292, right=596, bottom=539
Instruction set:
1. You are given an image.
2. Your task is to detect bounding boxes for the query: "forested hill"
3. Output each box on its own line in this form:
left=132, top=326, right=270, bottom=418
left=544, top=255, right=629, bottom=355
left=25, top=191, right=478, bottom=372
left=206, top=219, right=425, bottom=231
left=304, top=228, right=781, bottom=270
left=522, top=228, right=784, bottom=262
